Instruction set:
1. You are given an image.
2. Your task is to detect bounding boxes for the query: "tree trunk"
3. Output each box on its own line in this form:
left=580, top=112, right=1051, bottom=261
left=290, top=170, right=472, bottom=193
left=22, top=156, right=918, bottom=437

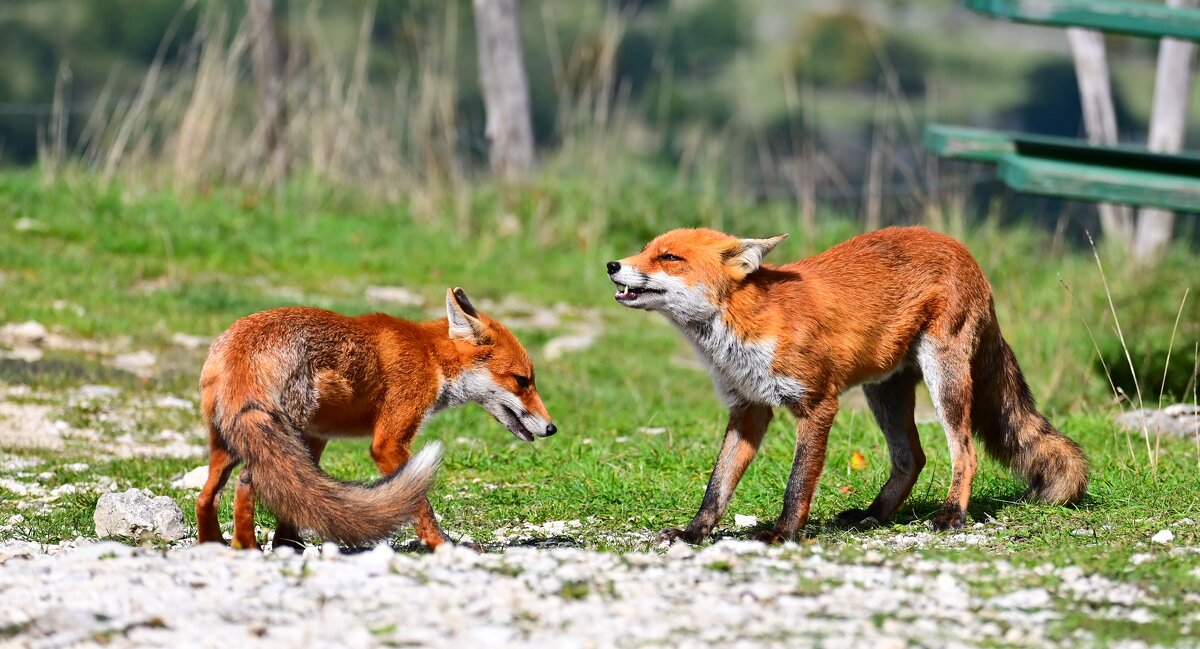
left=1066, top=28, right=1133, bottom=243
left=472, top=0, right=535, bottom=180
left=1134, top=0, right=1198, bottom=263
left=249, top=0, right=286, bottom=186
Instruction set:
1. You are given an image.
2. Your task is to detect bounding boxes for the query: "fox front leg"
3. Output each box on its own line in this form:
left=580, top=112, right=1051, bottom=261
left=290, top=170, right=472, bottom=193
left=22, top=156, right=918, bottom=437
left=754, top=396, right=838, bottom=544
left=657, top=404, right=773, bottom=544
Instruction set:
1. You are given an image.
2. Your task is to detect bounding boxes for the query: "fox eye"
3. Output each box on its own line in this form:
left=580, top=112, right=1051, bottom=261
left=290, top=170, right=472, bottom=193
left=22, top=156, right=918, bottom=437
left=657, top=253, right=683, bottom=262
left=514, top=375, right=531, bottom=389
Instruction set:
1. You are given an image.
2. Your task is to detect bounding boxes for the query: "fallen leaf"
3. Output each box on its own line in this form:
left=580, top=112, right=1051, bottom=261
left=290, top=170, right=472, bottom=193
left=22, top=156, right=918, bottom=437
left=838, top=485, right=855, bottom=495
left=850, top=451, right=868, bottom=471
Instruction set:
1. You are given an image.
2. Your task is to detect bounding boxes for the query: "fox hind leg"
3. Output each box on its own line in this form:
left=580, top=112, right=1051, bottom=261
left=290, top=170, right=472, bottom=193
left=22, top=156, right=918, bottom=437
left=915, top=335, right=978, bottom=531
left=196, top=425, right=239, bottom=544
left=232, top=468, right=261, bottom=550
left=271, top=437, right=328, bottom=551
left=839, top=368, right=926, bottom=527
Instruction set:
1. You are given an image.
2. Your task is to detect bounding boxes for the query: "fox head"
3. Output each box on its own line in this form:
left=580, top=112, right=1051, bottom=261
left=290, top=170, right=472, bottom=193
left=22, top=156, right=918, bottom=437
left=606, top=229, right=788, bottom=322
left=444, top=288, right=557, bottom=442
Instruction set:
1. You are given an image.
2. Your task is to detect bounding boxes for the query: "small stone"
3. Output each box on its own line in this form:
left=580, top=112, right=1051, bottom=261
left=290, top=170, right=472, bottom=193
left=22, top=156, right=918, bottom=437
left=76, top=385, right=121, bottom=401
left=0, top=321, right=48, bottom=346
left=1152, top=529, right=1175, bottom=544
left=365, top=286, right=425, bottom=306
left=638, top=427, right=669, bottom=435
left=989, top=588, right=1052, bottom=610
left=13, top=218, right=45, bottom=232
left=666, top=542, right=694, bottom=558
left=6, top=514, right=25, bottom=525
left=1130, top=553, right=1154, bottom=566
left=171, top=332, right=212, bottom=350
left=543, top=332, right=598, bottom=360
left=171, top=466, right=210, bottom=491
left=1071, top=528, right=1095, bottom=537
left=155, top=395, right=193, bottom=410
left=733, top=514, right=758, bottom=529
left=94, top=488, right=186, bottom=543
left=108, top=351, right=157, bottom=377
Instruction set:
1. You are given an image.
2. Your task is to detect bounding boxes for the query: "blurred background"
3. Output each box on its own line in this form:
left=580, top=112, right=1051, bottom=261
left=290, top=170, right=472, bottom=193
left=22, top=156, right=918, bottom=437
left=2, top=0, right=1196, bottom=231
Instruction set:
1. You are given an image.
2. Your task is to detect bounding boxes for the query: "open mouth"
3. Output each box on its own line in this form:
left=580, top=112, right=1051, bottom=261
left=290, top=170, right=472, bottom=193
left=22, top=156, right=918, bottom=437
left=613, top=283, right=663, bottom=302
left=501, top=405, right=536, bottom=442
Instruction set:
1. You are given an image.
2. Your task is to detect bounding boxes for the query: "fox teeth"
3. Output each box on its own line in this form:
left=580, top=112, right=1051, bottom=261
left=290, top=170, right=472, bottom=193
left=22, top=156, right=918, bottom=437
left=619, top=285, right=628, bottom=293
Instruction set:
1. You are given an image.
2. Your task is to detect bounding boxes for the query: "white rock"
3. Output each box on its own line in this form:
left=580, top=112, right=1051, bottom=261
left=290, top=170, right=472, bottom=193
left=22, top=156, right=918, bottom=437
left=1071, top=528, right=1095, bottom=537
left=76, top=384, right=121, bottom=401
left=989, top=588, right=1052, bottom=610
left=0, top=347, right=43, bottom=362
left=543, top=332, right=598, bottom=360
left=108, top=351, right=157, bottom=377
left=94, top=488, right=187, bottom=542
left=171, top=332, right=212, bottom=350
left=1152, top=529, right=1175, bottom=544
left=638, top=427, right=669, bottom=435
left=0, top=321, right=48, bottom=346
left=733, top=514, right=758, bottom=529
left=365, top=286, right=425, bottom=306
left=155, top=395, right=193, bottom=410
left=172, top=466, right=210, bottom=491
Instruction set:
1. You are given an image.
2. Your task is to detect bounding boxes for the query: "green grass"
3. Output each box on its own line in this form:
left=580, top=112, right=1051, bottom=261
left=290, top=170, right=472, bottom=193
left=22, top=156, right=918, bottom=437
left=0, top=170, right=1198, bottom=645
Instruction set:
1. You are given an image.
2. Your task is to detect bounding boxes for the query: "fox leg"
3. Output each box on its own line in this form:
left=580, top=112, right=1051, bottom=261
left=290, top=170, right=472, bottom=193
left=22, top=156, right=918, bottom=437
left=369, top=412, right=456, bottom=550
left=757, top=395, right=839, bottom=543
left=657, top=404, right=773, bottom=544
left=839, top=369, right=926, bottom=527
left=196, top=426, right=239, bottom=544
left=369, top=440, right=452, bottom=550
left=271, top=437, right=328, bottom=551
left=916, top=335, right=978, bottom=531
left=232, top=468, right=261, bottom=550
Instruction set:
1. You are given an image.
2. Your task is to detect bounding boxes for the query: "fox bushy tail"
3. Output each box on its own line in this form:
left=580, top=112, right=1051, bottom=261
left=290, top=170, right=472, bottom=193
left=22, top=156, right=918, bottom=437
left=971, top=322, right=1088, bottom=504
left=221, top=403, right=441, bottom=545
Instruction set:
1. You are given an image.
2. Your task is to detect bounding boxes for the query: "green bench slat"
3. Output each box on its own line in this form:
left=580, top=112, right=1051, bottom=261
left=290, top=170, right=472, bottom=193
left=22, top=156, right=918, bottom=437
left=964, top=0, right=1200, bottom=41
left=925, top=124, right=1200, bottom=175
left=999, top=155, right=1200, bottom=211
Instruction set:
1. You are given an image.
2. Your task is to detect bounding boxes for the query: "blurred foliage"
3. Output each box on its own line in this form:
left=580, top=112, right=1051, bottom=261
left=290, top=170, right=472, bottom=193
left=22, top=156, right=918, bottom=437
left=0, top=0, right=1191, bottom=193
left=1096, top=280, right=1199, bottom=405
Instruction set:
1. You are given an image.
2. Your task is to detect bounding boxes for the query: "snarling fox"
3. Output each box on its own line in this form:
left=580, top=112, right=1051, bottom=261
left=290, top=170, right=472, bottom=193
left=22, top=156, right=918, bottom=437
left=197, top=288, right=556, bottom=550
left=607, top=227, right=1086, bottom=543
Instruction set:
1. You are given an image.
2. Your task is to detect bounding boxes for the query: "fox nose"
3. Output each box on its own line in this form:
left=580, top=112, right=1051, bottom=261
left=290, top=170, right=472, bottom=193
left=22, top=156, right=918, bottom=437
left=545, top=423, right=557, bottom=436
left=606, top=261, right=620, bottom=275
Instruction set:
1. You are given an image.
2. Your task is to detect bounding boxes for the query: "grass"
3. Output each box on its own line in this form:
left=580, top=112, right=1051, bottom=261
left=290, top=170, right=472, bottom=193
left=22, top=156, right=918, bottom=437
left=0, top=169, right=1197, bottom=645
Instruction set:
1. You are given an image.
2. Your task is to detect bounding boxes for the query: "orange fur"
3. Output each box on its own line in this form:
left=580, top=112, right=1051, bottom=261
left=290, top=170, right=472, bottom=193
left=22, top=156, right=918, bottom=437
left=196, top=288, right=554, bottom=549
left=610, top=227, right=1087, bottom=542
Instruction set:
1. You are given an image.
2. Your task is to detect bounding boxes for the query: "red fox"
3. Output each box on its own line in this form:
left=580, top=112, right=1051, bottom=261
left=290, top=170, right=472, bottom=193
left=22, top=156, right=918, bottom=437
left=196, top=288, right=556, bottom=550
left=607, top=227, right=1086, bottom=543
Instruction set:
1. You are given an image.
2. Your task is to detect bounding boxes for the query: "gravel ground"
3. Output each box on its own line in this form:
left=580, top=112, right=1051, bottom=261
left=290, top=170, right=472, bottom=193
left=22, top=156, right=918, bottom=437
left=0, top=537, right=1178, bottom=649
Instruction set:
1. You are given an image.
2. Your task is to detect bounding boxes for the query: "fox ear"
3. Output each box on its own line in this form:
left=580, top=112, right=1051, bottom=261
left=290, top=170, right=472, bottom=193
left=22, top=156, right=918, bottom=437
left=725, top=234, right=788, bottom=279
left=446, top=287, right=487, bottom=343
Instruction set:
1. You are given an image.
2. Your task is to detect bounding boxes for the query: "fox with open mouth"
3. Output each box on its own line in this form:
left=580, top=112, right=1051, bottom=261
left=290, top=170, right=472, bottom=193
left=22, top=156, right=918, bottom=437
left=608, top=227, right=1086, bottom=543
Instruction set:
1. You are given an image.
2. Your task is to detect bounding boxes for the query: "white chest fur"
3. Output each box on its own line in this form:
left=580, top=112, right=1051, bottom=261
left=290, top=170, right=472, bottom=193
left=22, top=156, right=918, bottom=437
left=675, top=316, right=805, bottom=407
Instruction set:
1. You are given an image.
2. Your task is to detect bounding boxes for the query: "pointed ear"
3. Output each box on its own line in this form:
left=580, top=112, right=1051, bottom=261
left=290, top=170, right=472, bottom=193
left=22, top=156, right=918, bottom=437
left=446, top=287, right=487, bottom=344
left=725, top=234, right=788, bottom=279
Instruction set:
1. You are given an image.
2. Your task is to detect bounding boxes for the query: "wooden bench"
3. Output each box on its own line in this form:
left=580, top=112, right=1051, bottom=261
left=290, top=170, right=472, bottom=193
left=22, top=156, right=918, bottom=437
left=925, top=0, right=1200, bottom=213
left=925, top=125, right=1200, bottom=211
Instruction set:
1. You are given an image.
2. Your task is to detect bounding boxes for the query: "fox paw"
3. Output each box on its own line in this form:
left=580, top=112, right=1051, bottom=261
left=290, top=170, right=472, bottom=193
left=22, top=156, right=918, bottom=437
left=929, top=506, right=966, bottom=532
left=835, top=508, right=882, bottom=529
left=753, top=528, right=796, bottom=545
left=655, top=527, right=703, bottom=545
